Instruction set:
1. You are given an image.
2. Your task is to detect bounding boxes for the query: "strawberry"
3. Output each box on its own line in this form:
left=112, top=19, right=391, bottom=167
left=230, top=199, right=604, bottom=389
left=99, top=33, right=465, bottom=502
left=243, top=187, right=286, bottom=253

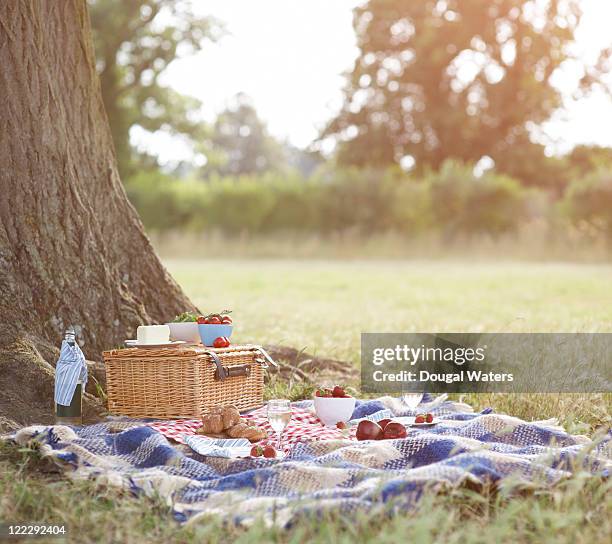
left=263, top=445, right=276, bottom=458
left=332, top=385, right=345, bottom=398
left=250, top=445, right=263, bottom=457
left=426, top=413, right=434, bottom=423
left=415, top=415, right=426, bottom=424
left=315, top=388, right=327, bottom=398
left=336, top=421, right=348, bottom=430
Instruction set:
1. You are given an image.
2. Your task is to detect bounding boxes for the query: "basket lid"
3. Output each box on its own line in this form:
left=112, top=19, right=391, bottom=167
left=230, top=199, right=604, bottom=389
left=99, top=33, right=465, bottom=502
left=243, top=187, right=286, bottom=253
left=103, top=344, right=261, bottom=359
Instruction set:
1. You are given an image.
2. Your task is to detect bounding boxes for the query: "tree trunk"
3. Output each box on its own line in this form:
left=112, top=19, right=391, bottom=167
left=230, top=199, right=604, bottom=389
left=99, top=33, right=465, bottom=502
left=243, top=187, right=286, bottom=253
left=0, top=0, right=197, bottom=431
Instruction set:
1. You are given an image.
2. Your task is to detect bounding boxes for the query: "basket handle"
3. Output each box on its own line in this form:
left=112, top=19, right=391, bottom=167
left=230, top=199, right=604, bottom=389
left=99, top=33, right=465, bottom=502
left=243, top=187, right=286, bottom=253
left=203, top=350, right=253, bottom=381
left=252, top=346, right=279, bottom=370
left=202, top=350, right=228, bottom=380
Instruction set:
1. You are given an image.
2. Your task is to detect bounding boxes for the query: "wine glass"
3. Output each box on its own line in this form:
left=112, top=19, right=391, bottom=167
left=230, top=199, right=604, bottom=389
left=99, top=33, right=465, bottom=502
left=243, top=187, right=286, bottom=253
left=267, top=399, right=291, bottom=450
left=401, top=384, right=424, bottom=414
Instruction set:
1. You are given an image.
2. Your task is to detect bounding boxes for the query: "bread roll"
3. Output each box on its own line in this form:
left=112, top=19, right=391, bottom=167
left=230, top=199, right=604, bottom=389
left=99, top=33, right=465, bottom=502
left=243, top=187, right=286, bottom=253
left=222, top=406, right=240, bottom=429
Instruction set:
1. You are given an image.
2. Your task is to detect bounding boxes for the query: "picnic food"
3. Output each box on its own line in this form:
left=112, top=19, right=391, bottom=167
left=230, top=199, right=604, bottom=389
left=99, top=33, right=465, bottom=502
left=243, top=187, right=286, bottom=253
left=356, top=420, right=384, bottom=441
left=315, top=388, right=332, bottom=397
left=226, top=422, right=267, bottom=441
left=213, top=336, right=231, bottom=348
left=200, top=405, right=240, bottom=434
left=415, top=412, right=434, bottom=424
left=263, top=445, right=277, bottom=458
left=332, top=385, right=345, bottom=397
left=379, top=418, right=392, bottom=430
left=198, top=405, right=267, bottom=441
left=313, top=388, right=356, bottom=427
left=250, top=445, right=264, bottom=457
left=336, top=421, right=348, bottom=430
left=167, top=314, right=200, bottom=343
left=383, top=422, right=407, bottom=439
left=136, top=325, right=170, bottom=345
left=197, top=310, right=233, bottom=325
left=197, top=311, right=234, bottom=346
left=172, top=312, right=198, bottom=322
left=315, top=385, right=352, bottom=398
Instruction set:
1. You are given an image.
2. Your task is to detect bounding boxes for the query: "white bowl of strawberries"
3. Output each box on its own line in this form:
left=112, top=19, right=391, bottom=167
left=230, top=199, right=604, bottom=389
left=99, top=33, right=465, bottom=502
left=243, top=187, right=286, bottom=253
left=313, top=386, right=355, bottom=427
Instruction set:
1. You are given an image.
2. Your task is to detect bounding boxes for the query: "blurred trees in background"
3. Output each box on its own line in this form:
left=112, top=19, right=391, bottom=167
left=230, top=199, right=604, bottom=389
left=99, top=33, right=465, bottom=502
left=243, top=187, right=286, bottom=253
left=199, top=93, right=323, bottom=178
left=89, top=0, right=221, bottom=177
left=323, top=0, right=611, bottom=190
left=200, top=93, right=287, bottom=177
left=88, top=0, right=612, bottom=248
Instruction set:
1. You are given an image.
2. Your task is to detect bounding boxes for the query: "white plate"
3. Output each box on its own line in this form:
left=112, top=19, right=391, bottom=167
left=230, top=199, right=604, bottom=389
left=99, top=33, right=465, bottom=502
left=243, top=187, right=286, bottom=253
left=125, top=340, right=186, bottom=348
left=396, top=416, right=439, bottom=427
left=409, top=417, right=439, bottom=427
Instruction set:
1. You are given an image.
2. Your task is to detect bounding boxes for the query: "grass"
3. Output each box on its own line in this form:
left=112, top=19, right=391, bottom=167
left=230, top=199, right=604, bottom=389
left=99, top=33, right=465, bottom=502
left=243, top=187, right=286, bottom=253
left=1, top=258, right=611, bottom=542
left=166, top=259, right=612, bottom=362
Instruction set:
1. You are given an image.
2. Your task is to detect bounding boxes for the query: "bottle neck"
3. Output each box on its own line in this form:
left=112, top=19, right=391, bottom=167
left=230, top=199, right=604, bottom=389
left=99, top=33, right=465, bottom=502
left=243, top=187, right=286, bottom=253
left=64, top=328, right=76, bottom=346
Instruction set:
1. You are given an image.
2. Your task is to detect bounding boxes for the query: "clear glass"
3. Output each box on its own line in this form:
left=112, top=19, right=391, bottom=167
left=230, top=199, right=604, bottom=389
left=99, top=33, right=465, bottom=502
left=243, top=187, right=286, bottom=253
left=401, top=389, right=424, bottom=412
left=267, top=399, right=291, bottom=450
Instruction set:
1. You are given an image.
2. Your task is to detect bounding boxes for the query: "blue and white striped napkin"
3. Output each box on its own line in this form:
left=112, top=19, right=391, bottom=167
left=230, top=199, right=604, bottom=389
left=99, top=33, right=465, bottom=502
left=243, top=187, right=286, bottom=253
left=184, top=435, right=252, bottom=458
left=54, top=340, right=88, bottom=406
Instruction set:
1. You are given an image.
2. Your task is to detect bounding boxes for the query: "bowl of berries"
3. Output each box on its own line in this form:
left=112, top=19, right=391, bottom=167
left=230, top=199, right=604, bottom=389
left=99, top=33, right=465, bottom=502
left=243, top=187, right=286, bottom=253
left=313, top=386, right=355, bottom=427
left=197, top=311, right=233, bottom=347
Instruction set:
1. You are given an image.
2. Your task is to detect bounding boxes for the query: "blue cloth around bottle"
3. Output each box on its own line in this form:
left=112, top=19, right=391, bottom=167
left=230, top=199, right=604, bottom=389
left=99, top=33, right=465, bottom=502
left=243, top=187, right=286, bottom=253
left=54, top=340, right=88, bottom=406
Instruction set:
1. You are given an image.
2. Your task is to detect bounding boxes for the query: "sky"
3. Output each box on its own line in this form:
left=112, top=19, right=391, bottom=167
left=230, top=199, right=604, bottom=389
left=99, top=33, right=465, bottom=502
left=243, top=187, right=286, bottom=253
left=131, top=0, right=612, bottom=165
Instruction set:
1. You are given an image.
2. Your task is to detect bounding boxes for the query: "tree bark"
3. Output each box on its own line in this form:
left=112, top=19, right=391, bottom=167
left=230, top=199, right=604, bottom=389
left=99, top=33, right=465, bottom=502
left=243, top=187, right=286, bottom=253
left=0, top=0, right=197, bottom=430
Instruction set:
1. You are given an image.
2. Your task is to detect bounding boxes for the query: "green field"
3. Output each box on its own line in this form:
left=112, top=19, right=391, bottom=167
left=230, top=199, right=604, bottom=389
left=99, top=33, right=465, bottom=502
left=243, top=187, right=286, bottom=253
left=2, top=259, right=611, bottom=543
left=166, top=259, right=612, bottom=363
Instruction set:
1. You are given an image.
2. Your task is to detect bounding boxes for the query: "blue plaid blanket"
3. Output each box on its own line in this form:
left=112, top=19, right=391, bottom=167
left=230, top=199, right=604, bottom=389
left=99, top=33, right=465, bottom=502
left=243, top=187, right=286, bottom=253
left=6, top=396, right=610, bottom=527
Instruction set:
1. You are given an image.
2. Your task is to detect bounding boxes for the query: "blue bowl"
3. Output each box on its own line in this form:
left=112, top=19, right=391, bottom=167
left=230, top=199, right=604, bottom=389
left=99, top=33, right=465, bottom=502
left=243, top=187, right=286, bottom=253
left=198, top=324, right=233, bottom=346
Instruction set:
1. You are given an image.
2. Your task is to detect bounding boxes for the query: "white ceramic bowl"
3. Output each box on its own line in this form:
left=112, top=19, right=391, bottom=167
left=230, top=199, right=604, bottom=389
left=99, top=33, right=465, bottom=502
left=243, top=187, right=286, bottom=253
left=167, top=322, right=201, bottom=344
left=314, top=396, right=356, bottom=427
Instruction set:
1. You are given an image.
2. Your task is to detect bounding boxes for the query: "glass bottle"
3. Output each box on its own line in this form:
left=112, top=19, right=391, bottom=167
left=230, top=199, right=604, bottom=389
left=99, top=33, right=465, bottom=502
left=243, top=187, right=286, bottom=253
left=55, top=328, right=83, bottom=425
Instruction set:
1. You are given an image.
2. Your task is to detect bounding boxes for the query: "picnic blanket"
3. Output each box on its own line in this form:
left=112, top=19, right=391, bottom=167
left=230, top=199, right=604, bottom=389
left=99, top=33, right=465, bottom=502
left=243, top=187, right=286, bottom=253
left=6, top=395, right=611, bottom=528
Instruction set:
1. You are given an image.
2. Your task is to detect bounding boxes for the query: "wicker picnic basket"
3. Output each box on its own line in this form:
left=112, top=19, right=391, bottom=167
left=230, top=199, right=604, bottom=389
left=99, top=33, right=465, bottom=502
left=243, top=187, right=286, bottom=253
left=102, top=344, right=275, bottom=419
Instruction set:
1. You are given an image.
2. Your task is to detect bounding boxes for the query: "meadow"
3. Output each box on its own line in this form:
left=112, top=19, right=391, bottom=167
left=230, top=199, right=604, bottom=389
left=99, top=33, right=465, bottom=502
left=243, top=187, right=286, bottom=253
left=166, top=258, right=612, bottom=363
left=1, top=257, right=611, bottom=543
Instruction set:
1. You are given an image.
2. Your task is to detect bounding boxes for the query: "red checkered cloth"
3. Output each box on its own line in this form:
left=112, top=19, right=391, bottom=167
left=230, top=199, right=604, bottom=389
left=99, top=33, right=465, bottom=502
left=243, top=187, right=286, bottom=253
left=146, top=406, right=355, bottom=451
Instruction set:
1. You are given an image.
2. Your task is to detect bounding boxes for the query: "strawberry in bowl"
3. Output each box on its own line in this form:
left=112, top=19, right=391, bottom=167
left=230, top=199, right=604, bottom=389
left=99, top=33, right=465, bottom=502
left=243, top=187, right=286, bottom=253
left=313, top=385, right=356, bottom=427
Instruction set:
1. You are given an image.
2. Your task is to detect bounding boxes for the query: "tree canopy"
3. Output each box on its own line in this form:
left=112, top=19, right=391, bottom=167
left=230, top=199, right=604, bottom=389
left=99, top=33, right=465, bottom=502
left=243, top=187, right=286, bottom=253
left=200, top=93, right=288, bottom=177
left=89, top=0, right=221, bottom=177
left=323, top=0, right=611, bottom=185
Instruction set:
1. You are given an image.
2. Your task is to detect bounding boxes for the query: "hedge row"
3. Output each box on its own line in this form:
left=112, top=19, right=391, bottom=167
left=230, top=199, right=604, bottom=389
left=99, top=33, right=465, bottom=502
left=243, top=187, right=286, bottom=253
left=125, top=162, right=612, bottom=241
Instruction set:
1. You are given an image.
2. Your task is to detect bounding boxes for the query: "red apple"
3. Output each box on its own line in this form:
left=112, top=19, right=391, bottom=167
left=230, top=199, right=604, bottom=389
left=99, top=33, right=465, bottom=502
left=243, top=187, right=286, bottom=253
left=383, top=422, right=407, bottom=439
left=356, top=420, right=383, bottom=441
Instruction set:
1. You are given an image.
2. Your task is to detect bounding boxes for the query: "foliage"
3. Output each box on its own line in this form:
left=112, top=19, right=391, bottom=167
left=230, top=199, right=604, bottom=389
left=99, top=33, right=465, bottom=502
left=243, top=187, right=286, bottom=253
left=567, top=146, right=612, bottom=179
left=89, top=0, right=222, bottom=177
left=125, top=165, right=528, bottom=238
left=323, top=0, right=611, bottom=184
left=200, top=93, right=288, bottom=177
left=427, top=161, right=527, bottom=238
left=563, top=169, right=612, bottom=243
left=171, top=312, right=198, bottom=322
